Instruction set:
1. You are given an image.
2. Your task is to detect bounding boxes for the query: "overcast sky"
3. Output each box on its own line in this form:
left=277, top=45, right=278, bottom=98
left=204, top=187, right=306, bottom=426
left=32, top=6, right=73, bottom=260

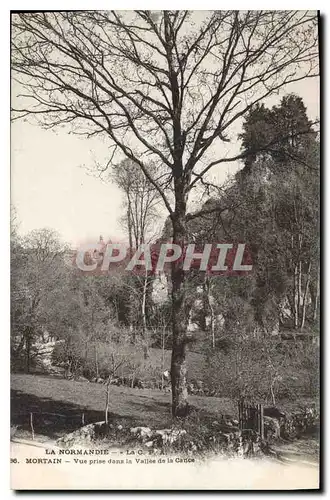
left=11, top=62, right=319, bottom=247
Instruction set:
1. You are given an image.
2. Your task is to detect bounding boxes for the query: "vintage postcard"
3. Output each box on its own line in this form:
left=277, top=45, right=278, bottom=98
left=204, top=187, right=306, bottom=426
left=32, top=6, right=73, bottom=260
left=10, top=9, right=320, bottom=490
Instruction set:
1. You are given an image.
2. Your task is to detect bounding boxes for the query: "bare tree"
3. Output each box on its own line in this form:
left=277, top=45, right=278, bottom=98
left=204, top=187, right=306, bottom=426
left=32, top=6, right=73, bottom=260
left=11, top=228, right=66, bottom=372
left=12, top=10, right=318, bottom=416
left=105, top=351, right=126, bottom=425
left=112, top=159, right=161, bottom=249
left=111, top=159, right=161, bottom=354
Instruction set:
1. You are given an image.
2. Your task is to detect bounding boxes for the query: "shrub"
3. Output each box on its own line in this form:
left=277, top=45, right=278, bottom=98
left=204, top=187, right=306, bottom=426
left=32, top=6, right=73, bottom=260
left=201, top=337, right=319, bottom=403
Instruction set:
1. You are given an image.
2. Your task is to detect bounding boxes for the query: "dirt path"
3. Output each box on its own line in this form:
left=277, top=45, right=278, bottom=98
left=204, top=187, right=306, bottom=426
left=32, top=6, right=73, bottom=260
left=271, top=436, right=319, bottom=468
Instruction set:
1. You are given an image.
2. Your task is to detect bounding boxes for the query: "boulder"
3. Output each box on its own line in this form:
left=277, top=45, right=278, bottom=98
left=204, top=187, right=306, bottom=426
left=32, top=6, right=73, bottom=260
left=130, top=426, right=153, bottom=439
left=57, top=421, right=107, bottom=447
left=155, top=428, right=186, bottom=444
left=264, top=416, right=281, bottom=441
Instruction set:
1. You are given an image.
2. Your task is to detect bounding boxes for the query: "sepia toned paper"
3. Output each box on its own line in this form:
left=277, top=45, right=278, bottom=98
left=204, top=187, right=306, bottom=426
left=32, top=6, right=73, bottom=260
left=11, top=9, right=320, bottom=491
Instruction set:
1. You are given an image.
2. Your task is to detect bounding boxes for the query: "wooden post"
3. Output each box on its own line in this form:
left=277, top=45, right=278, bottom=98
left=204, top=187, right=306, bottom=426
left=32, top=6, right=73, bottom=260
left=105, top=376, right=112, bottom=425
left=238, top=399, right=243, bottom=430
left=245, top=404, right=248, bottom=430
left=238, top=400, right=240, bottom=429
left=82, top=412, right=85, bottom=426
left=260, top=404, right=264, bottom=440
left=30, top=412, right=35, bottom=440
left=238, top=401, right=264, bottom=438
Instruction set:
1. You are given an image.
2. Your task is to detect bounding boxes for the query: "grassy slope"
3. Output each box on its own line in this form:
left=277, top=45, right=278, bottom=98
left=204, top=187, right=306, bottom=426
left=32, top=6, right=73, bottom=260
left=83, top=344, right=206, bottom=382
left=11, top=373, right=236, bottom=438
left=11, top=371, right=317, bottom=441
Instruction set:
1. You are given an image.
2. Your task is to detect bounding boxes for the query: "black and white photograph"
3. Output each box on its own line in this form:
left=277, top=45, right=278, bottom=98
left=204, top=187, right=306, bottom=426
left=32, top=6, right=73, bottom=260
left=10, top=9, right=320, bottom=490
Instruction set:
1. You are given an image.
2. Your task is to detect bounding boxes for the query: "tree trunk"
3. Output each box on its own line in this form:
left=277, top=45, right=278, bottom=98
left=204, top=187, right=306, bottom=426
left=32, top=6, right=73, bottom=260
left=131, top=371, right=135, bottom=388
left=205, top=276, right=215, bottom=348
left=127, top=196, right=133, bottom=252
left=210, top=307, right=215, bottom=349
left=25, top=329, right=31, bottom=374
left=170, top=207, right=189, bottom=418
left=270, top=378, right=276, bottom=406
left=296, top=234, right=303, bottom=324
left=298, top=259, right=302, bottom=308
left=141, top=270, right=149, bottom=359
left=293, top=263, right=299, bottom=329
left=201, top=276, right=208, bottom=331
left=105, top=376, right=112, bottom=425
left=312, top=268, right=320, bottom=322
left=95, top=344, right=99, bottom=379
left=161, top=324, right=165, bottom=390
left=300, top=260, right=312, bottom=331
left=127, top=198, right=135, bottom=341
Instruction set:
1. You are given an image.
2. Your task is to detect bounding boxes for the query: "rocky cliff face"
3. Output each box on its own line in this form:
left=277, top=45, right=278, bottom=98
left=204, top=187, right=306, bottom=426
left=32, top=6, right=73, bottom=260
left=33, top=339, right=65, bottom=375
